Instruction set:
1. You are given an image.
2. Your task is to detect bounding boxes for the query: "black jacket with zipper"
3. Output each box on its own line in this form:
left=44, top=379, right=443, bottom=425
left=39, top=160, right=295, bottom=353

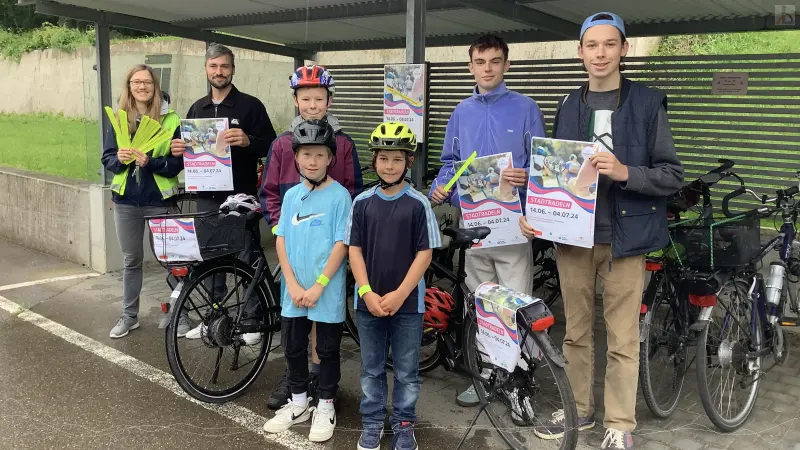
left=175, top=85, right=277, bottom=201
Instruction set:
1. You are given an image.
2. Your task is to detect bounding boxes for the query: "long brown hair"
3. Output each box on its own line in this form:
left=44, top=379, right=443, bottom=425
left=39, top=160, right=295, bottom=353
left=117, top=64, right=163, bottom=134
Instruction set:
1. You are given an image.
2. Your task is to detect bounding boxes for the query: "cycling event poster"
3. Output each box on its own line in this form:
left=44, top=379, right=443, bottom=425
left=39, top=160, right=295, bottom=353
left=526, top=137, right=600, bottom=248
left=148, top=218, right=202, bottom=262
left=383, top=63, right=427, bottom=141
left=455, top=152, right=527, bottom=249
left=475, top=282, right=542, bottom=372
left=180, top=118, right=234, bottom=191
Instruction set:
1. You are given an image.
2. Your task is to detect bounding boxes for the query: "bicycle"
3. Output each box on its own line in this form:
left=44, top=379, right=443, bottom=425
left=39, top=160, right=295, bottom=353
left=638, top=158, right=735, bottom=418
left=149, top=207, right=282, bottom=403
left=676, top=171, right=799, bottom=431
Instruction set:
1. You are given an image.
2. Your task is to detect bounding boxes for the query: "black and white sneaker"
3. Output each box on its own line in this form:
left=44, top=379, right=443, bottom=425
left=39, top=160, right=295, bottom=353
left=262, top=397, right=312, bottom=433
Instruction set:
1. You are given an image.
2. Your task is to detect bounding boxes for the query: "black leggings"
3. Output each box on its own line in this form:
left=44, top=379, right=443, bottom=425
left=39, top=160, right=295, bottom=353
left=281, top=317, right=342, bottom=400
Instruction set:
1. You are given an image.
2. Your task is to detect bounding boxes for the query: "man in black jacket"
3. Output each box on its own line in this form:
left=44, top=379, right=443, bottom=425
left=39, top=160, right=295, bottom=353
left=171, top=43, right=277, bottom=343
left=171, top=43, right=277, bottom=201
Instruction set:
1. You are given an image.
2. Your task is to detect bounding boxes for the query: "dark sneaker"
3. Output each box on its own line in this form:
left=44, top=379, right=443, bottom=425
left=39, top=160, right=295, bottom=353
left=391, top=421, right=418, bottom=450
left=109, top=316, right=139, bottom=338
left=267, top=371, right=290, bottom=410
left=533, top=409, right=595, bottom=440
left=601, top=428, right=635, bottom=449
left=357, top=425, right=384, bottom=450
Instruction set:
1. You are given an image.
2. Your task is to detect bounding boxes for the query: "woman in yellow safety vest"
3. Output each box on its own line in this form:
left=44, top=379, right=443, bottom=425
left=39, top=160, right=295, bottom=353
left=100, top=64, right=183, bottom=339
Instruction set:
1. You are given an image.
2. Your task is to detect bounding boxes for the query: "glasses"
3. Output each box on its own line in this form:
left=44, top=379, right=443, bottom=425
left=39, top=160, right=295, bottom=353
left=129, top=80, right=154, bottom=87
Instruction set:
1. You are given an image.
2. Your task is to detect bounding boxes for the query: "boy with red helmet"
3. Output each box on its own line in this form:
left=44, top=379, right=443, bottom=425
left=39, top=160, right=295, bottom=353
left=258, top=64, right=363, bottom=410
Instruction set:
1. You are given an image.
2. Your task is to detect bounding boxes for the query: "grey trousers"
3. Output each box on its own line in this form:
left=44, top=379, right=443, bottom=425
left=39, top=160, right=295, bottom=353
left=197, top=197, right=262, bottom=318
left=114, top=203, right=173, bottom=319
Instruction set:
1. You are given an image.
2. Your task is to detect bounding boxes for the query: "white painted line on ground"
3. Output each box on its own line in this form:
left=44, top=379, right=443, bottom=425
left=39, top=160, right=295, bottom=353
left=0, top=273, right=101, bottom=292
left=0, top=294, right=322, bottom=450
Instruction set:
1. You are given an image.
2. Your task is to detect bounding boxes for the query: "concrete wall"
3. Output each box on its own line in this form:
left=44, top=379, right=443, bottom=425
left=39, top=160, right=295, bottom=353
left=0, top=167, right=92, bottom=267
left=1, top=37, right=661, bottom=130
left=0, top=40, right=297, bottom=131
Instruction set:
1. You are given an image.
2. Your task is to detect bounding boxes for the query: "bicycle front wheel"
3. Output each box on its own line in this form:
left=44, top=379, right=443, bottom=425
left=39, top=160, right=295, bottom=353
left=639, top=271, right=687, bottom=418
left=464, top=317, right=578, bottom=450
left=166, top=258, right=275, bottom=403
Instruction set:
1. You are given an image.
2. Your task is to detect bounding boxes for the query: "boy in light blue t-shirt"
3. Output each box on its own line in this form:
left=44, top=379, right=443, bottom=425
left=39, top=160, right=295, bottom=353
left=262, top=118, right=352, bottom=443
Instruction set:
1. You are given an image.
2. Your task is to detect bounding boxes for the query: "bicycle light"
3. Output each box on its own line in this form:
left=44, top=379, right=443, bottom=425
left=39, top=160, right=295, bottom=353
left=170, top=266, right=189, bottom=277
left=688, top=294, right=717, bottom=307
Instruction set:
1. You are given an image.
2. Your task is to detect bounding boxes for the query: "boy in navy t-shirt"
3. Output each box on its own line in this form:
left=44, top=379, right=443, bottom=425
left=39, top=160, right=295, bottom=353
left=262, top=119, right=351, bottom=443
left=345, top=122, right=441, bottom=450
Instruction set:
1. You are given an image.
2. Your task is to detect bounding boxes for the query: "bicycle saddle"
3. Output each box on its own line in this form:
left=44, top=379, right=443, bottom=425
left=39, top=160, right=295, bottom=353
left=443, top=227, right=492, bottom=247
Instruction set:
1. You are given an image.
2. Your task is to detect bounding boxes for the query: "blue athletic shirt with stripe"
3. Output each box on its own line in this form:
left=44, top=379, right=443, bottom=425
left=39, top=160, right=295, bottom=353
left=275, top=181, right=352, bottom=323
left=344, top=183, right=442, bottom=314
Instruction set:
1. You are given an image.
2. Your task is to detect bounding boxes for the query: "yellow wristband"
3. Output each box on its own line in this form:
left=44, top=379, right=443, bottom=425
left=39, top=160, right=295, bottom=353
left=358, top=284, right=372, bottom=297
left=316, top=274, right=330, bottom=287
left=271, top=225, right=278, bottom=235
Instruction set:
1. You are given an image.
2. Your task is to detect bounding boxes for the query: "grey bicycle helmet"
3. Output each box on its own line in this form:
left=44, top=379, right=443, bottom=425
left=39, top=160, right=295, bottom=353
left=291, top=118, right=336, bottom=152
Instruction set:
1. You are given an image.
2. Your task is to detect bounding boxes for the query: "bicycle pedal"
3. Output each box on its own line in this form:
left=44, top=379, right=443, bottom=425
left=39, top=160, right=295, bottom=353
left=779, top=315, right=800, bottom=327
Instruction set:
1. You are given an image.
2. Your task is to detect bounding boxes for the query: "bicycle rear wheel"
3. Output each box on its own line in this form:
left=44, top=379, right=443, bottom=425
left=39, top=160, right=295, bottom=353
left=696, top=278, right=762, bottom=432
left=464, top=317, right=578, bottom=450
left=639, top=271, right=688, bottom=418
left=165, top=258, right=276, bottom=403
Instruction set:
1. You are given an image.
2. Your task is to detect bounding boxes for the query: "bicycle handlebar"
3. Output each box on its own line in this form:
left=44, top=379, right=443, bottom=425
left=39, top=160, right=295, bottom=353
left=721, top=171, right=800, bottom=218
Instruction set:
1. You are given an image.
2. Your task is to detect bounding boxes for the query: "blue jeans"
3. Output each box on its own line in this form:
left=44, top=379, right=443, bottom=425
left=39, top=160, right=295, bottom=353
left=356, top=310, right=423, bottom=428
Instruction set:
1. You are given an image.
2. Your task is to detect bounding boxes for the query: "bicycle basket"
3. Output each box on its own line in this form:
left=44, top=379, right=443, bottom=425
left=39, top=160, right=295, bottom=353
left=671, top=215, right=761, bottom=269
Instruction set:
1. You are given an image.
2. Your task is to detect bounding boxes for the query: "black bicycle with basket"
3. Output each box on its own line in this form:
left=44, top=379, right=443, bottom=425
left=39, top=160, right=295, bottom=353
left=147, top=204, right=281, bottom=403
left=659, top=169, right=799, bottom=432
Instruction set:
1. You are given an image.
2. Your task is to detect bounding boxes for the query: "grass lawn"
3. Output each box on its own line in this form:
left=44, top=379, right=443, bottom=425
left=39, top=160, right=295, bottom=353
left=0, top=113, right=101, bottom=182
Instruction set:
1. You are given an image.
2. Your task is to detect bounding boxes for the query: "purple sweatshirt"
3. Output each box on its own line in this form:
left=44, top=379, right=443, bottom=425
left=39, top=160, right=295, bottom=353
left=430, top=82, right=546, bottom=206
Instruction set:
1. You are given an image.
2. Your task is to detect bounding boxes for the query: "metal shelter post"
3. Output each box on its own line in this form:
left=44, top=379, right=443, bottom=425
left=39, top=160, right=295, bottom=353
left=406, top=0, right=427, bottom=189
left=95, top=15, right=112, bottom=185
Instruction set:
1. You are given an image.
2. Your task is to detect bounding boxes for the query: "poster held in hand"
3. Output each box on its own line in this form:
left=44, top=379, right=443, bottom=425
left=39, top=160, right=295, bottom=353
left=455, top=152, right=527, bottom=249
left=526, top=137, right=600, bottom=248
left=181, top=118, right=233, bottom=191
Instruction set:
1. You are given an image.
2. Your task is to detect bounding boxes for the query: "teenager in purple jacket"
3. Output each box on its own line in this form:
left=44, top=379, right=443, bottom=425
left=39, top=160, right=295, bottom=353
left=429, top=34, right=546, bottom=407
left=258, top=64, right=363, bottom=410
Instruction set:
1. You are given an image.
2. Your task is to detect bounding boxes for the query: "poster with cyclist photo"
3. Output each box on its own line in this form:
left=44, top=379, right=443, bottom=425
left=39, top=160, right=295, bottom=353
left=180, top=118, right=233, bottom=191
left=383, top=63, right=426, bottom=141
left=474, top=282, right=542, bottom=372
left=526, top=137, right=600, bottom=248
left=455, top=152, right=527, bottom=249
left=148, top=218, right=202, bottom=262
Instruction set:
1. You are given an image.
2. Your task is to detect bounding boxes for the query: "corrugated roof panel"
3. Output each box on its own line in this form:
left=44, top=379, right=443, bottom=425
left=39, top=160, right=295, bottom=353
left=225, top=19, right=402, bottom=44
left=426, top=9, right=538, bottom=33
left=526, top=0, right=780, bottom=24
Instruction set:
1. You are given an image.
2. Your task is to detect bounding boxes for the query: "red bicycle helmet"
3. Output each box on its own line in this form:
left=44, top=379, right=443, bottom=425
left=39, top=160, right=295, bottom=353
left=424, top=287, right=455, bottom=331
left=289, top=64, right=335, bottom=96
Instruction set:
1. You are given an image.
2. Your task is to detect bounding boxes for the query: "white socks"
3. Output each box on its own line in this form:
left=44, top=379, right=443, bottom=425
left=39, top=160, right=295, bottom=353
left=292, top=392, right=308, bottom=407
left=318, top=398, right=334, bottom=412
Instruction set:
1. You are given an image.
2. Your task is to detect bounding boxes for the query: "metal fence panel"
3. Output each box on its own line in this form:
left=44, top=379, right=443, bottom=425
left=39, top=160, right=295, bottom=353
left=327, top=55, right=800, bottom=214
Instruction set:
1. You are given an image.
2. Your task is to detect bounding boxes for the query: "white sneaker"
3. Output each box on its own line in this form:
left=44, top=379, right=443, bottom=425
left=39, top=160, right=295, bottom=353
left=184, top=323, right=207, bottom=339
left=242, top=332, right=262, bottom=345
left=263, top=398, right=312, bottom=433
left=308, top=405, right=336, bottom=442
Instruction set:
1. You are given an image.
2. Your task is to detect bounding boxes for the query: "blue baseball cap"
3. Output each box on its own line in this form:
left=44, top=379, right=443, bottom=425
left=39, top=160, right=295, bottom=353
left=580, top=12, right=626, bottom=40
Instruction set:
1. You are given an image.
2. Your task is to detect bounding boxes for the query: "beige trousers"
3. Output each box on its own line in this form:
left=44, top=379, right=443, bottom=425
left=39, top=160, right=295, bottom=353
left=555, top=243, right=645, bottom=432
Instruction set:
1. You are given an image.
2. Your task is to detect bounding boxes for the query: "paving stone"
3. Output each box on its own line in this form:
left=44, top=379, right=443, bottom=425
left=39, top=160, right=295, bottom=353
left=671, top=438, right=703, bottom=450
left=639, top=439, right=672, bottom=450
